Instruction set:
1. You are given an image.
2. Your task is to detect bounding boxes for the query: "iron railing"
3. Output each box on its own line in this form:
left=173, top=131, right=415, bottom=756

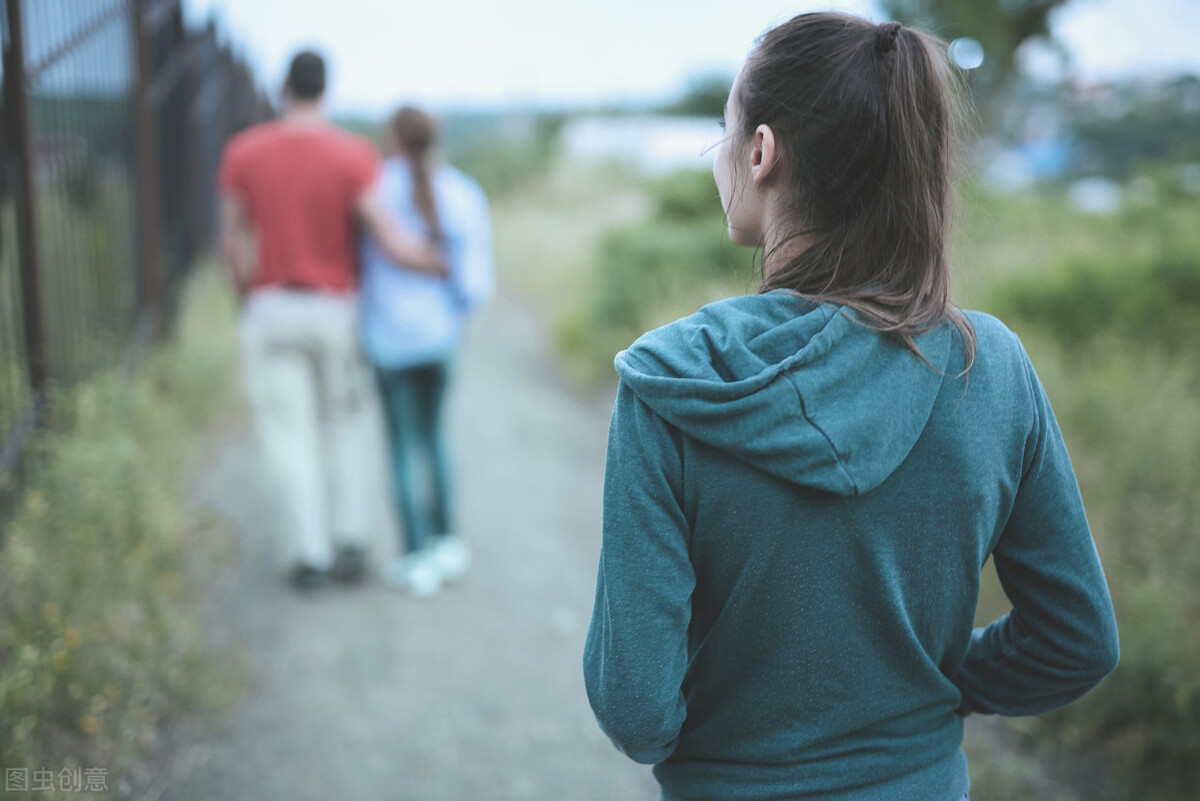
left=0, top=0, right=269, bottom=520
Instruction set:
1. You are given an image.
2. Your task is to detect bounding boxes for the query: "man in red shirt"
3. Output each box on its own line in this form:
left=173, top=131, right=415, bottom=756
left=218, top=50, right=441, bottom=591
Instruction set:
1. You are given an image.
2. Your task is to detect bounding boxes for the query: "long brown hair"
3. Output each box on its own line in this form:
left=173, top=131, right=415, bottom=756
left=735, top=12, right=975, bottom=369
left=390, top=105, right=442, bottom=242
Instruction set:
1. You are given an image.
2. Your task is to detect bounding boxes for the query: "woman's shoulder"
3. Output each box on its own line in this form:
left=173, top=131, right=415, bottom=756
left=961, top=309, right=1029, bottom=359
left=955, top=309, right=1043, bottom=401
left=434, top=164, right=487, bottom=206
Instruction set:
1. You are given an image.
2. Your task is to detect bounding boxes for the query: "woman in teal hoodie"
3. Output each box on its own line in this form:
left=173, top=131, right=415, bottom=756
left=583, top=12, right=1119, bottom=801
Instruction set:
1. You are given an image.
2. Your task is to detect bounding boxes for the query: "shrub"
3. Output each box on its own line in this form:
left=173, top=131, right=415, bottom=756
left=556, top=168, right=753, bottom=384
left=988, top=257, right=1200, bottom=352
left=0, top=266, right=240, bottom=796
left=1000, top=336, right=1200, bottom=801
left=975, top=193, right=1200, bottom=800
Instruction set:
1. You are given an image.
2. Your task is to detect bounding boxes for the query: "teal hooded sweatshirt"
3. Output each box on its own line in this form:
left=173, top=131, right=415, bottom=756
left=583, top=292, right=1119, bottom=801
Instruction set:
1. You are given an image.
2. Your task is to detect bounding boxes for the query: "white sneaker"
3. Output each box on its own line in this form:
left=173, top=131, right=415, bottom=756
left=431, top=536, right=470, bottom=583
left=382, top=550, right=442, bottom=598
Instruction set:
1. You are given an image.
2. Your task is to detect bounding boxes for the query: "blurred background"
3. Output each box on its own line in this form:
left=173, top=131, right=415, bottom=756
left=1, top=0, right=1197, bottom=799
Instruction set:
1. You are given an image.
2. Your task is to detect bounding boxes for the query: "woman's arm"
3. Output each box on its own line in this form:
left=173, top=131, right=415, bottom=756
left=584, top=382, right=694, bottom=764
left=956, top=357, right=1120, bottom=716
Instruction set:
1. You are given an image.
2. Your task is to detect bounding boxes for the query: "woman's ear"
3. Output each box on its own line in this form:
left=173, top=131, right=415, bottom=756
left=749, top=124, right=779, bottom=186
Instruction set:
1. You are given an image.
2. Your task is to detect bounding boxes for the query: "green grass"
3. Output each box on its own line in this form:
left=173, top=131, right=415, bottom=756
left=0, top=265, right=242, bottom=798
left=494, top=165, right=756, bottom=387
left=0, top=171, right=141, bottom=451
left=950, top=177, right=1200, bottom=307
left=35, top=174, right=140, bottom=388
left=1, top=200, right=34, bottom=443
left=491, top=162, right=660, bottom=386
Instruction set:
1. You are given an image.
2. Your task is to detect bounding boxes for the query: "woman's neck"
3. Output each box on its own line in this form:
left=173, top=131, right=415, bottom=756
left=762, top=226, right=813, bottom=281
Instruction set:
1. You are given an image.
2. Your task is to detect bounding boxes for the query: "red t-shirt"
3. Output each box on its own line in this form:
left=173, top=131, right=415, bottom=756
left=218, top=121, right=380, bottom=293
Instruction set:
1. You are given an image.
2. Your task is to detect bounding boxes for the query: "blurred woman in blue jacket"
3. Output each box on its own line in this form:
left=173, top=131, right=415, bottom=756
left=359, top=106, right=494, bottom=597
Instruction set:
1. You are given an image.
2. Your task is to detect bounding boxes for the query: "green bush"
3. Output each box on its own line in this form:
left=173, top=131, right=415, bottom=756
left=448, top=114, right=566, bottom=199
left=988, top=257, right=1200, bottom=352
left=990, top=336, right=1200, bottom=801
left=556, top=168, right=753, bottom=384
left=653, top=169, right=724, bottom=222
left=973, top=192, right=1200, bottom=800
left=0, top=266, right=240, bottom=797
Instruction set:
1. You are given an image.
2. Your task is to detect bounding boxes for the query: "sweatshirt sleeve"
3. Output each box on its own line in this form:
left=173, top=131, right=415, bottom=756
left=955, top=354, right=1120, bottom=716
left=583, top=381, right=694, bottom=764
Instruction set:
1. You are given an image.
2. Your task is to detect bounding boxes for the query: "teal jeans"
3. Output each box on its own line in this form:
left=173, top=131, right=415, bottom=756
left=375, top=361, right=451, bottom=554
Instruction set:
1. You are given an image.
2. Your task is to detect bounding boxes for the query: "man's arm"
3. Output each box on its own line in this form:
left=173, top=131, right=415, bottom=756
left=219, top=194, right=255, bottom=297
left=357, top=189, right=446, bottom=276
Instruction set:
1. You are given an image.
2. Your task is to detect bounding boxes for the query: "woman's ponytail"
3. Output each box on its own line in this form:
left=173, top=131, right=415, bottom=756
left=740, top=13, right=976, bottom=371
left=391, top=106, right=443, bottom=243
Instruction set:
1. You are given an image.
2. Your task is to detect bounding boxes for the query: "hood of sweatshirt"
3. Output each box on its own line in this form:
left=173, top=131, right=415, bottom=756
left=614, top=292, right=954, bottom=496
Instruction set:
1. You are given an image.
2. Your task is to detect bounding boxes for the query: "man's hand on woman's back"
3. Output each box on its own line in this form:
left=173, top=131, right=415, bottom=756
left=357, top=189, right=447, bottom=277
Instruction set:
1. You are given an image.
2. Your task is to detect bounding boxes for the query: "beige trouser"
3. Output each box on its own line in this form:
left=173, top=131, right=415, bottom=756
left=239, top=288, right=372, bottom=570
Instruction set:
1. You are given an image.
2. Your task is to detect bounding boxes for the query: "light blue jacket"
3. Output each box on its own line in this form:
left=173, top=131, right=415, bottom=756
left=359, top=157, right=493, bottom=369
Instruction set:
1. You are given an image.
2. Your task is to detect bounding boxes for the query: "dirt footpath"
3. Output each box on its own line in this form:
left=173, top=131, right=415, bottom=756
left=162, top=292, right=658, bottom=801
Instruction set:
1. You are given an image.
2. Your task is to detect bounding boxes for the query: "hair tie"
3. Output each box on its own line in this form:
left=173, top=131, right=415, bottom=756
left=876, top=21, right=902, bottom=54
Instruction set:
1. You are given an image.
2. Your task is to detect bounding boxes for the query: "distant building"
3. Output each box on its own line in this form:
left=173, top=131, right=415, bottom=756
left=560, top=115, right=722, bottom=174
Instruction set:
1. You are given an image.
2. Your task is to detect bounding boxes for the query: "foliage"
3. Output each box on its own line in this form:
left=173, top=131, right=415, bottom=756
left=966, top=187, right=1200, bottom=800
left=975, top=334, right=1200, bottom=801
left=330, top=115, right=385, bottom=149
left=489, top=159, right=653, bottom=391
left=882, top=0, right=1070, bottom=100
left=1, top=202, right=33, bottom=446
left=2, top=172, right=139, bottom=520
left=447, top=113, right=566, bottom=199
left=555, top=169, right=753, bottom=385
left=332, top=110, right=566, bottom=200
left=985, top=219, right=1200, bottom=353
left=653, top=168, right=727, bottom=222
left=659, top=73, right=734, bottom=118
left=1070, top=76, right=1200, bottom=178
left=29, top=96, right=133, bottom=162
left=0, top=267, right=241, bottom=798
left=36, top=175, right=140, bottom=388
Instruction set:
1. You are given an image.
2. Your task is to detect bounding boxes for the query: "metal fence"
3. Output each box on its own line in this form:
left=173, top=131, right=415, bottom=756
left=0, top=0, right=270, bottom=517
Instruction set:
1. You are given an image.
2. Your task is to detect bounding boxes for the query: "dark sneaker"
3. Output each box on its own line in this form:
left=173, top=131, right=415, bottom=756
left=288, top=564, right=331, bottom=592
left=330, top=545, right=368, bottom=585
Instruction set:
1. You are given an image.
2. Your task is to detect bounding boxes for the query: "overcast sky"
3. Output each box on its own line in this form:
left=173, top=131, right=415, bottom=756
left=182, top=0, right=1200, bottom=114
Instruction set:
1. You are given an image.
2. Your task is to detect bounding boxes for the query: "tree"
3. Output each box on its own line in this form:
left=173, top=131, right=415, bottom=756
left=881, top=0, right=1072, bottom=107
left=661, top=73, right=734, bottom=118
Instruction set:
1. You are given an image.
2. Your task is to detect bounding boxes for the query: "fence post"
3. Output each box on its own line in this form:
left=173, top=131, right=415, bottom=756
left=131, top=0, right=165, bottom=340
left=182, top=33, right=203, bottom=264
left=4, top=0, right=50, bottom=406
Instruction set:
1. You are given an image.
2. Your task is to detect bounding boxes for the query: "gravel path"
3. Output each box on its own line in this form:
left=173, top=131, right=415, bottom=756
left=162, top=292, right=657, bottom=801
